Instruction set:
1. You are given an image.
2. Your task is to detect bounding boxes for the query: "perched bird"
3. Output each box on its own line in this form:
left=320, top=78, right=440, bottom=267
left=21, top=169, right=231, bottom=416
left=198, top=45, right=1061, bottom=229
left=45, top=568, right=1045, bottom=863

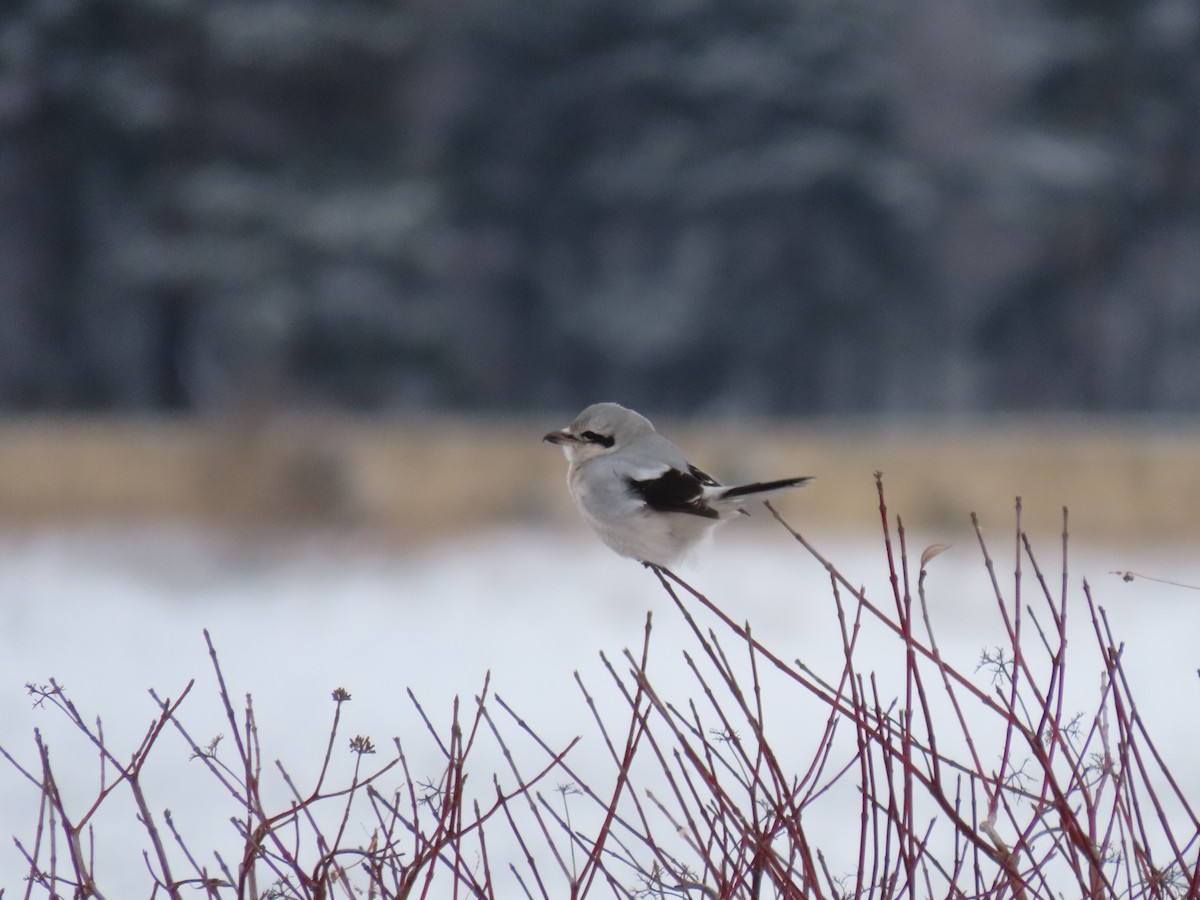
left=544, top=402, right=811, bottom=568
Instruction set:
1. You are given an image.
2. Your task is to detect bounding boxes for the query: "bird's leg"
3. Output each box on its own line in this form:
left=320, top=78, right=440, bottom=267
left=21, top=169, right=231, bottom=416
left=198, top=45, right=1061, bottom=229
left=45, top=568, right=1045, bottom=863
left=642, top=561, right=679, bottom=583
left=641, top=561, right=670, bottom=580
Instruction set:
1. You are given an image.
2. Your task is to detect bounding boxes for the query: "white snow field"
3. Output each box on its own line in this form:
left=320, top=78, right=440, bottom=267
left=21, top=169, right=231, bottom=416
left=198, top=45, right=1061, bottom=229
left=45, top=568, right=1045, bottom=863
left=1, top=520, right=1197, bottom=896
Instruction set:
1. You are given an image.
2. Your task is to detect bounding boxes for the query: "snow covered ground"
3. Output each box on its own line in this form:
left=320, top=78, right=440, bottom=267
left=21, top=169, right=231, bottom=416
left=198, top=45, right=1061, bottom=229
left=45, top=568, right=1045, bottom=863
left=1, top=520, right=1197, bottom=895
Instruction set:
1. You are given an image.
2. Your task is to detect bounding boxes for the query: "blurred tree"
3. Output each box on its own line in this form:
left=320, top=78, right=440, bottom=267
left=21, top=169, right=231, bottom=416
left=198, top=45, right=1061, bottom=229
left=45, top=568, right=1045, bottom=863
left=441, top=0, right=931, bottom=413
left=976, top=0, right=1200, bottom=410
left=0, top=0, right=1196, bottom=414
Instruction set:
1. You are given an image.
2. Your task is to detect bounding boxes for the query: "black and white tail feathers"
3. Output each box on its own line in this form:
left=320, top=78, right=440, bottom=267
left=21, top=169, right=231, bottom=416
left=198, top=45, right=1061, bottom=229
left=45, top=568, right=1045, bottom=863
left=718, top=476, right=812, bottom=501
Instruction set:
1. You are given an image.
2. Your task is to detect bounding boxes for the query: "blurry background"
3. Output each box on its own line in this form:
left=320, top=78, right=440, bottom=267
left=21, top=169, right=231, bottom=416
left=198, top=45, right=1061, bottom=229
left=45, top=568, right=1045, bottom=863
left=0, top=0, right=1198, bottom=539
left=3, top=0, right=1199, bottom=416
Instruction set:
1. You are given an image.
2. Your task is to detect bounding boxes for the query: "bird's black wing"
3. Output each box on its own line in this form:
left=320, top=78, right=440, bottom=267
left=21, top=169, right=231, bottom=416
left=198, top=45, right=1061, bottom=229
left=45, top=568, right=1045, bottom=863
left=687, top=463, right=722, bottom=487
left=626, top=467, right=720, bottom=519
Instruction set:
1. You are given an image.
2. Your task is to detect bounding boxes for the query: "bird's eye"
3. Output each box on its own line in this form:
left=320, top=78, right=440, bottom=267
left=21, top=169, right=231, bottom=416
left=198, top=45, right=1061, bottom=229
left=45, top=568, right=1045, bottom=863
left=576, top=427, right=614, bottom=446
left=580, top=430, right=614, bottom=447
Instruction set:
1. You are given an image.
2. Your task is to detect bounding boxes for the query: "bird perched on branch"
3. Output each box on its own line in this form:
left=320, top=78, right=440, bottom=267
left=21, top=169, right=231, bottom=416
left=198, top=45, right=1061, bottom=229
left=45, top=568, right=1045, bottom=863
left=544, top=402, right=811, bottom=568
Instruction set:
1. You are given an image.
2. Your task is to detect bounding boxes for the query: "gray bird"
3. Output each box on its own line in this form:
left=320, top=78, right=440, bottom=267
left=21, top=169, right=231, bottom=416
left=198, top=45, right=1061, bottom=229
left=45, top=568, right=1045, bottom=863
left=544, top=402, right=811, bottom=568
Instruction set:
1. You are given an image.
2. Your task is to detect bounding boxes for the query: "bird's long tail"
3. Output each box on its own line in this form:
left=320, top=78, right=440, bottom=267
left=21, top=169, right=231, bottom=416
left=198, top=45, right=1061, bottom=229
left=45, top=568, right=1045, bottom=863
left=718, top=476, right=812, bottom=501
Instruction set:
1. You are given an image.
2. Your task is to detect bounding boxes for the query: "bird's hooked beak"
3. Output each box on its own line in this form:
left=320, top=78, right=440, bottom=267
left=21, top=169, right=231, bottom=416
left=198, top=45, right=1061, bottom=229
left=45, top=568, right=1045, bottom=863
left=543, top=429, right=578, bottom=445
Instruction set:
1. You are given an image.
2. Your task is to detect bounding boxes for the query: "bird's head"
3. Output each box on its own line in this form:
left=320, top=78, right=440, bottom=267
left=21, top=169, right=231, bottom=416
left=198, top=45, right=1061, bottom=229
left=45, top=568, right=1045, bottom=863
left=543, top=402, right=654, bottom=463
